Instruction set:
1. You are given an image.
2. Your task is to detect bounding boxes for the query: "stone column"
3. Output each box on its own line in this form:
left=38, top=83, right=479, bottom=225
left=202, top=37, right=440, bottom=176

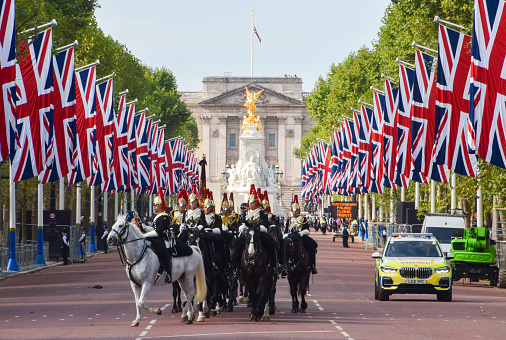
left=200, top=115, right=211, bottom=170
left=294, top=116, right=304, bottom=181
left=218, top=116, right=228, bottom=177
left=278, top=117, right=287, bottom=180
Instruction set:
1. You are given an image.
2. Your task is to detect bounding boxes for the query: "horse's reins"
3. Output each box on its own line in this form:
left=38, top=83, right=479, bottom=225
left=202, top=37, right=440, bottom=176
left=286, top=234, right=305, bottom=272
left=243, top=228, right=263, bottom=266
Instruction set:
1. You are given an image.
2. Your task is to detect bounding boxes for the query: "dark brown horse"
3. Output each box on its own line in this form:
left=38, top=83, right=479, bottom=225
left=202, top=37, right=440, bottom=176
left=284, top=233, right=310, bottom=313
left=240, top=222, right=274, bottom=321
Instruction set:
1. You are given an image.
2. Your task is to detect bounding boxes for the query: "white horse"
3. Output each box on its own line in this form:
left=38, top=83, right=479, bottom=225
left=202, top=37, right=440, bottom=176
left=107, top=214, right=207, bottom=326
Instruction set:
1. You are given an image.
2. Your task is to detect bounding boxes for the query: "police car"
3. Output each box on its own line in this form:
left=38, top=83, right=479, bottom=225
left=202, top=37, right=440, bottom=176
left=372, top=233, right=453, bottom=301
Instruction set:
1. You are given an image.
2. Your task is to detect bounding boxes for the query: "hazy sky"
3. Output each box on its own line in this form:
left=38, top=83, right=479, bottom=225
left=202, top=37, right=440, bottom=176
left=95, top=0, right=391, bottom=92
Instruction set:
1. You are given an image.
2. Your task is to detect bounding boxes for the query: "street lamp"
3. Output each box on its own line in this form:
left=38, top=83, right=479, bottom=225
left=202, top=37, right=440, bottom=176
left=221, top=169, right=230, bottom=185
left=274, top=165, right=283, bottom=185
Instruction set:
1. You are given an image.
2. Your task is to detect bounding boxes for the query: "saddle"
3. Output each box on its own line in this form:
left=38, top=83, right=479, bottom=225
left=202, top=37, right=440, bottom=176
left=171, top=240, right=194, bottom=258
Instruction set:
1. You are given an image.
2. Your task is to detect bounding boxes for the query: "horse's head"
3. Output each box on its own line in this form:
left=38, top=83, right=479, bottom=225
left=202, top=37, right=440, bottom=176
left=244, top=221, right=261, bottom=258
left=187, top=226, right=203, bottom=246
left=108, top=214, right=132, bottom=246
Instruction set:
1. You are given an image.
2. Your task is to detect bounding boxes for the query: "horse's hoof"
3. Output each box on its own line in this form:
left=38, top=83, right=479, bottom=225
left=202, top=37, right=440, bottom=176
left=216, top=308, right=221, bottom=315
left=291, top=307, right=298, bottom=313
left=211, top=310, right=217, bottom=316
left=204, top=312, right=210, bottom=319
left=251, top=315, right=259, bottom=322
left=130, top=320, right=140, bottom=327
left=262, top=315, right=270, bottom=322
left=181, top=316, right=188, bottom=323
left=197, top=316, right=205, bottom=322
left=239, top=296, right=244, bottom=303
left=154, top=308, right=162, bottom=315
left=300, top=309, right=306, bottom=313
left=185, top=319, right=193, bottom=324
left=269, top=305, right=276, bottom=315
left=171, top=306, right=178, bottom=313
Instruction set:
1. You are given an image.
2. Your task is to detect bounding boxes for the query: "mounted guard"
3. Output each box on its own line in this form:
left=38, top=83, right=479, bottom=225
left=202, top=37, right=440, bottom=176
left=284, top=195, right=318, bottom=274
left=262, top=190, right=288, bottom=278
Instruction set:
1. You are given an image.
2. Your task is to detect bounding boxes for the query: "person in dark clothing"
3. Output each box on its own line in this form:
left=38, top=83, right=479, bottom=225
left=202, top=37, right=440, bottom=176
left=61, top=230, right=70, bottom=265
left=284, top=195, right=318, bottom=274
left=141, top=195, right=173, bottom=283
left=342, top=225, right=350, bottom=248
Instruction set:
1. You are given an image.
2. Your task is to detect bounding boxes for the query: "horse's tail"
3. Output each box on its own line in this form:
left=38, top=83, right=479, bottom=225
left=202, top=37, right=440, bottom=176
left=193, top=246, right=207, bottom=303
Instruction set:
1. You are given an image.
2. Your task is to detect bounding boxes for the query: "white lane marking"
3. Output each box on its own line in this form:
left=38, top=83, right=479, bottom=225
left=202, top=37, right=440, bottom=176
left=342, top=332, right=350, bottom=337
left=150, top=319, right=156, bottom=324
left=328, top=320, right=351, bottom=339
left=146, top=325, right=152, bottom=330
left=139, top=330, right=147, bottom=337
left=160, top=303, right=170, bottom=311
left=329, top=320, right=336, bottom=325
left=135, top=330, right=336, bottom=338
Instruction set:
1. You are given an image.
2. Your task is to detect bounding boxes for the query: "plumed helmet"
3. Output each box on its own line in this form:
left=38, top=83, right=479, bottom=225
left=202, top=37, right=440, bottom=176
left=177, top=189, right=188, bottom=207
left=221, top=193, right=229, bottom=211
left=291, top=194, right=300, bottom=211
left=248, top=184, right=258, bottom=204
left=262, top=190, right=270, bottom=212
left=153, top=195, right=162, bottom=206
left=229, top=192, right=235, bottom=208
left=203, top=198, right=213, bottom=208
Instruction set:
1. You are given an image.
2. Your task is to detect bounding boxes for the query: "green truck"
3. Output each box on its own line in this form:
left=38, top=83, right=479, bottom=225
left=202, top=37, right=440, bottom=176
left=451, top=225, right=499, bottom=286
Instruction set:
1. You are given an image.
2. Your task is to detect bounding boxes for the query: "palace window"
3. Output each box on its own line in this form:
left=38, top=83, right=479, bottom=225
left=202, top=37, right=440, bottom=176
left=268, top=133, right=276, bottom=148
left=229, top=133, right=236, bottom=148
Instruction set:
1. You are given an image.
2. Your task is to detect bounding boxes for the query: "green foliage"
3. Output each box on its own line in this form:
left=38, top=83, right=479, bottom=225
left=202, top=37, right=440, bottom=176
left=307, top=0, right=506, bottom=221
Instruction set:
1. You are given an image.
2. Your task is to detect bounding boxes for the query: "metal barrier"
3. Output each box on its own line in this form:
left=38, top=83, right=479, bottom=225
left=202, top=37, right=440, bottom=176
left=366, top=222, right=412, bottom=250
left=0, top=241, right=49, bottom=272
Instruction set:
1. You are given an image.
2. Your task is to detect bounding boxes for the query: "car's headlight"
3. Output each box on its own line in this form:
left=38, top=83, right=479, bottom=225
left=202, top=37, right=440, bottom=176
left=434, top=266, right=451, bottom=274
left=380, top=265, right=397, bottom=274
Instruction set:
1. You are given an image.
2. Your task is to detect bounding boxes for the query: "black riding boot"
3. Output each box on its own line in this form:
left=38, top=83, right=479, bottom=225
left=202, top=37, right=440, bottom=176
left=278, top=240, right=288, bottom=278
left=162, top=250, right=172, bottom=283
left=209, top=242, right=220, bottom=274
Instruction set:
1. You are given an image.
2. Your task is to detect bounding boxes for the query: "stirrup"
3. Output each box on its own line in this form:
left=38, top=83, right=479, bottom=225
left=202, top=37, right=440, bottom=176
left=165, top=274, right=172, bottom=283
left=311, top=267, right=318, bottom=274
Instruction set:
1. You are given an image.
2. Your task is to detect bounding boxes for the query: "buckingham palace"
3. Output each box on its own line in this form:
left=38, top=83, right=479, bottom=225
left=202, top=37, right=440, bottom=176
left=181, top=76, right=313, bottom=213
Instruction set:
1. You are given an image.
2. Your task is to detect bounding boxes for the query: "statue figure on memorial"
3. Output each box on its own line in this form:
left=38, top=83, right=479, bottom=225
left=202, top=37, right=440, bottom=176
left=242, top=86, right=264, bottom=132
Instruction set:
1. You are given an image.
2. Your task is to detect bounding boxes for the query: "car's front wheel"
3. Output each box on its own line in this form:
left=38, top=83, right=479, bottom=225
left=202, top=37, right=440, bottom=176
left=437, top=286, right=452, bottom=302
left=378, top=285, right=389, bottom=301
left=374, top=277, right=379, bottom=300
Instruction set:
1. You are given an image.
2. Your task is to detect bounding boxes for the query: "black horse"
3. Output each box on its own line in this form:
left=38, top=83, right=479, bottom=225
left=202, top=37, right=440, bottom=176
left=187, top=226, right=228, bottom=320
left=240, top=222, right=274, bottom=322
left=284, top=233, right=310, bottom=313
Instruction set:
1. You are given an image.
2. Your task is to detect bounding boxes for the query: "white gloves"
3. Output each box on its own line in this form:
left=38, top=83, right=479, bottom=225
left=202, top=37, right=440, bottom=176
left=180, top=223, right=187, bottom=230
left=299, top=229, right=309, bottom=237
left=283, top=233, right=288, bottom=239
left=239, top=224, right=247, bottom=235
left=222, top=226, right=229, bottom=232
left=197, top=224, right=204, bottom=230
left=212, top=228, right=221, bottom=235
left=260, top=225, right=267, bottom=233
left=143, top=230, right=159, bottom=238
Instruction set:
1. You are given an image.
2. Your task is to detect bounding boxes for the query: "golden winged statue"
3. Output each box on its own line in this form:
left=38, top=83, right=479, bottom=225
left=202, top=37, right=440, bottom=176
left=242, top=86, right=264, bottom=131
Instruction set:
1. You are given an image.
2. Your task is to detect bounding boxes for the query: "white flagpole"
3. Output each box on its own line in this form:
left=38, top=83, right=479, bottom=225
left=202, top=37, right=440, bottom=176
left=251, top=9, right=254, bottom=77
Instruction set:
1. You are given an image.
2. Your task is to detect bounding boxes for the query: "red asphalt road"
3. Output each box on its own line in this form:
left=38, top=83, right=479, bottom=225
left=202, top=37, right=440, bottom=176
left=1, top=232, right=506, bottom=340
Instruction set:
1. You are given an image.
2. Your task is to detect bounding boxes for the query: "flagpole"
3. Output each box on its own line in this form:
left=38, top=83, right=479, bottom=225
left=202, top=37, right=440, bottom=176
left=251, top=9, right=254, bottom=77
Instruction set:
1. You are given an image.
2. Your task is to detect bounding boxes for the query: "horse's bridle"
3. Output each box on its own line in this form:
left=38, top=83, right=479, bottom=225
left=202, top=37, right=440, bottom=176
left=243, top=226, right=262, bottom=265
left=111, top=219, right=149, bottom=269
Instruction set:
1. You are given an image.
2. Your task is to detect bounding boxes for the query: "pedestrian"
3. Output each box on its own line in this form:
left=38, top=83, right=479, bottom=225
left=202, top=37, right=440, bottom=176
left=382, top=227, right=387, bottom=246
left=321, top=216, right=327, bottom=235
left=101, top=226, right=109, bottom=254
left=78, top=229, right=86, bottom=259
left=61, top=229, right=70, bottom=265
left=342, top=225, right=350, bottom=248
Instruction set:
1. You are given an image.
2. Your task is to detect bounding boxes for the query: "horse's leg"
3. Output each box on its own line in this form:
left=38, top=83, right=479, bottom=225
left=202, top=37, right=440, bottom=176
left=300, top=273, right=310, bottom=313
left=262, top=302, right=270, bottom=322
left=239, top=283, right=244, bottom=303
left=248, top=286, right=259, bottom=322
left=171, top=282, right=180, bottom=313
left=134, top=282, right=162, bottom=323
left=269, top=276, right=277, bottom=315
left=227, top=278, right=237, bottom=311
left=289, top=278, right=299, bottom=313
left=177, top=284, right=183, bottom=312
left=179, top=276, right=196, bottom=324
left=130, top=281, right=142, bottom=327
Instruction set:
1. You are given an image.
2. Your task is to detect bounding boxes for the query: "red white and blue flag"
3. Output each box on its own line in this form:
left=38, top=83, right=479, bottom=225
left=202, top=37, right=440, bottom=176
left=253, top=25, right=262, bottom=43
left=469, top=0, right=506, bottom=169
left=40, top=46, right=76, bottom=183
left=68, top=65, right=96, bottom=184
left=382, top=78, right=398, bottom=189
left=135, top=111, right=151, bottom=194
left=433, top=24, right=477, bottom=177
left=111, top=93, right=128, bottom=191
left=11, top=28, right=54, bottom=182
left=0, top=0, right=16, bottom=163
left=371, top=91, right=385, bottom=193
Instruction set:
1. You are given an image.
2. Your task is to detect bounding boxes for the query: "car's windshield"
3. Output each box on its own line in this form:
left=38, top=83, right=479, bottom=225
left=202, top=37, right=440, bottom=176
left=385, top=241, right=442, bottom=257
left=425, top=227, right=464, bottom=244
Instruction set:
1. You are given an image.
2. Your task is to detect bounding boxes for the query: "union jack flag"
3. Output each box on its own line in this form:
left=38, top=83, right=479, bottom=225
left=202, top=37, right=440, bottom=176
left=339, top=120, right=353, bottom=195
left=148, top=121, right=158, bottom=194
left=89, top=78, right=114, bottom=187
left=11, top=28, right=54, bottom=182
left=469, top=0, right=506, bottom=169
left=135, top=111, right=151, bottom=194
left=433, top=24, right=477, bottom=177
left=68, top=65, right=96, bottom=184
left=156, top=127, right=167, bottom=195
left=111, top=94, right=128, bottom=191
left=165, top=138, right=181, bottom=195
left=126, top=103, right=138, bottom=191
left=371, top=91, right=385, bottom=193
left=359, top=105, right=372, bottom=193
left=330, top=129, right=340, bottom=193
left=382, top=79, right=398, bottom=189
left=349, top=113, right=362, bottom=194
left=0, top=0, right=16, bottom=163
left=394, top=64, right=415, bottom=188
left=40, top=46, right=76, bottom=183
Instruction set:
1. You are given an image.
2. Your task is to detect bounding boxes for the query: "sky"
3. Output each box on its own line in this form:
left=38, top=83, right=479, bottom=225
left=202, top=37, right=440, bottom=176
left=95, top=0, right=392, bottom=92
